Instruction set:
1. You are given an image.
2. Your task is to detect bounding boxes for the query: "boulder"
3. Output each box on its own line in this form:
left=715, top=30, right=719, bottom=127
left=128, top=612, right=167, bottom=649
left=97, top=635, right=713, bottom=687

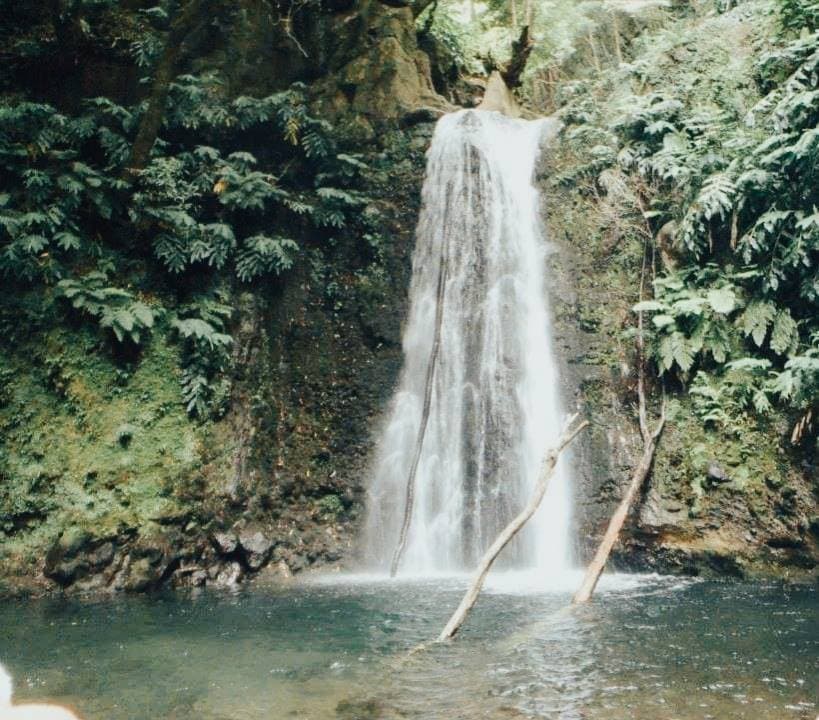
left=311, top=0, right=450, bottom=123
left=44, top=529, right=115, bottom=587
left=638, top=486, right=685, bottom=531
left=212, top=561, right=244, bottom=587
left=121, top=557, right=158, bottom=592
left=707, top=462, right=730, bottom=484
left=212, top=530, right=239, bottom=555
left=237, top=524, right=275, bottom=570
left=477, top=72, right=521, bottom=118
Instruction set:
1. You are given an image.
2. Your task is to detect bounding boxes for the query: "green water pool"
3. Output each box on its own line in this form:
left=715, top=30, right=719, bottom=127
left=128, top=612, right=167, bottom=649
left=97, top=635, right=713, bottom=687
left=1, top=573, right=816, bottom=719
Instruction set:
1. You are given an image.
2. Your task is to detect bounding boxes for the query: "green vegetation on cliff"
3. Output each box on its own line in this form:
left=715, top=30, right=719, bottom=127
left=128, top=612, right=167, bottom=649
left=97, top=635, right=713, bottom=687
left=0, top=0, right=815, bottom=591
left=0, top=0, right=431, bottom=590
left=428, top=0, right=817, bottom=426
left=526, top=0, right=817, bottom=572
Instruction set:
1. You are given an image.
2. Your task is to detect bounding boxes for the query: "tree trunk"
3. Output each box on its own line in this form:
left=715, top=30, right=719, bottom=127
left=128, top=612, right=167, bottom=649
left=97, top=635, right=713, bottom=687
left=586, top=30, right=602, bottom=73
left=390, top=243, right=449, bottom=577
left=612, top=13, right=623, bottom=65
left=128, top=0, right=209, bottom=172
left=501, top=25, right=533, bottom=89
left=438, top=415, right=589, bottom=641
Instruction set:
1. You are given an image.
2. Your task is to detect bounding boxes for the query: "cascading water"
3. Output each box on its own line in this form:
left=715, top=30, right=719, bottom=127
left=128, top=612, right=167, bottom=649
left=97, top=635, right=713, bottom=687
left=364, top=109, right=569, bottom=578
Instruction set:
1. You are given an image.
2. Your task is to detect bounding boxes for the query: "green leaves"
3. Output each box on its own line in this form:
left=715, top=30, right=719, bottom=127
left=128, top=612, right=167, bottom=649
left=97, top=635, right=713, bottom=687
left=555, top=0, right=818, bottom=442
left=779, top=0, right=819, bottom=32
left=659, top=332, right=695, bottom=372
left=171, top=300, right=234, bottom=419
left=770, top=309, right=799, bottom=354
left=101, top=304, right=155, bottom=344
left=124, top=82, right=371, bottom=284
left=0, top=101, right=124, bottom=280
left=1, top=67, right=376, bottom=424
left=235, top=235, right=299, bottom=282
left=740, top=301, right=776, bottom=346
left=57, top=273, right=157, bottom=345
left=635, top=266, right=807, bottom=380
left=706, top=287, right=737, bottom=314
left=172, top=318, right=231, bottom=348
left=634, top=270, right=744, bottom=374
left=698, top=174, right=736, bottom=223
left=215, top=165, right=277, bottom=211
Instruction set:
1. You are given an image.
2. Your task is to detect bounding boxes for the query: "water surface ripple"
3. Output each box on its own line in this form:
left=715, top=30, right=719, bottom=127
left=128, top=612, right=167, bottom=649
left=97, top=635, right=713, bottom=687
left=1, top=575, right=816, bottom=719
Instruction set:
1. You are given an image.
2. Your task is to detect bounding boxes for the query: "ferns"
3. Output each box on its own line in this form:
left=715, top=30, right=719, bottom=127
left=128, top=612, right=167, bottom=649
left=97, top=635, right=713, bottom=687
left=0, top=75, right=370, bottom=287
left=171, top=300, right=233, bottom=419
left=58, top=272, right=156, bottom=345
left=0, top=58, right=380, bottom=422
left=740, top=300, right=777, bottom=346
left=556, top=0, right=819, bottom=442
left=770, top=309, right=799, bottom=354
left=635, top=270, right=738, bottom=373
left=0, top=102, right=124, bottom=281
left=123, top=80, right=375, bottom=282
left=637, top=264, right=806, bottom=374
left=779, top=0, right=819, bottom=31
left=235, top=235, right=299, bottom=282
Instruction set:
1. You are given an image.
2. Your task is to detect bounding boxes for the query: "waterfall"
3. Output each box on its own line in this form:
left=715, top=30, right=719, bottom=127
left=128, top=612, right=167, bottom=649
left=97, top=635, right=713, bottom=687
left=364, top=109, right=569, bottom=579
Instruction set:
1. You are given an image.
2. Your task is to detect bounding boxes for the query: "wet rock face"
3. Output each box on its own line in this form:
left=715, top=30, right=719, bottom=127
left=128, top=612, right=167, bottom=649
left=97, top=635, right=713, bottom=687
left=215, top=0, right=449, bottom=122
left=237, top=524, right=275, bottom=570
left=44, top=530, right=115, bottom=588
left=112, top=531, right=183, bottom=592
left=313, top=0, right=450, bottom=123
left=539, top=140, right=819, bottom=583
left=211, top=561, right=244, bottom=588
left=212, top=530, right=239, bottom=555
left=39, top=515, right=343, bottom=593
left=44, top=528, right=183, bottom=593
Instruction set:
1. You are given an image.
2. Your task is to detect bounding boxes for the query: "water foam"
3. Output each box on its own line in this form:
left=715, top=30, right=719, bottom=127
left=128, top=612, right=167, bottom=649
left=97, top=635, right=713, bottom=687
left=363, top=110, right=569, bottom=582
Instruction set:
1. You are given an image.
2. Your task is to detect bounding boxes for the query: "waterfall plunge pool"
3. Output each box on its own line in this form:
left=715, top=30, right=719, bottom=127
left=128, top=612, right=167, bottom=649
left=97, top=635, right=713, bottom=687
left=2, top=574, right=816, bottom=719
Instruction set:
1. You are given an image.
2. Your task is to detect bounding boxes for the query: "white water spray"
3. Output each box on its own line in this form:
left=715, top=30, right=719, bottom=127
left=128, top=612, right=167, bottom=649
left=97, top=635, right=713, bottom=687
left=364, top=109, right=569, bottom=579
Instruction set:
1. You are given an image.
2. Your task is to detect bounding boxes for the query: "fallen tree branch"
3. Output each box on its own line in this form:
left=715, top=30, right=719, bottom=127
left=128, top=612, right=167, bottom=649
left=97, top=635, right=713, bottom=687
left=572, top=375, right=665, bottom=605
left=390, top=242, right=449, bottom=577
left=572, top=213, right=666, bottom=604
left=438, top=414, right=589, bottom=640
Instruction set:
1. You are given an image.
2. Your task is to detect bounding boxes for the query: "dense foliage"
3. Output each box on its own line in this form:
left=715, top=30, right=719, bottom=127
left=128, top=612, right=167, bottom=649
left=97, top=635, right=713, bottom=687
left=0, top=5, right=376, bottom=418
left=423, top=0, right=816, bottom=446
left=2, top=0, right=814, bottom=439
left=548, top=0, right=817, bottom=448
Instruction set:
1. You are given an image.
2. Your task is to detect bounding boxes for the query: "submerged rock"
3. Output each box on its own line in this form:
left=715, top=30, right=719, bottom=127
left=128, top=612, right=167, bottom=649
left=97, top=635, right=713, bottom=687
left=336, top=699, right=383, bottom=720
